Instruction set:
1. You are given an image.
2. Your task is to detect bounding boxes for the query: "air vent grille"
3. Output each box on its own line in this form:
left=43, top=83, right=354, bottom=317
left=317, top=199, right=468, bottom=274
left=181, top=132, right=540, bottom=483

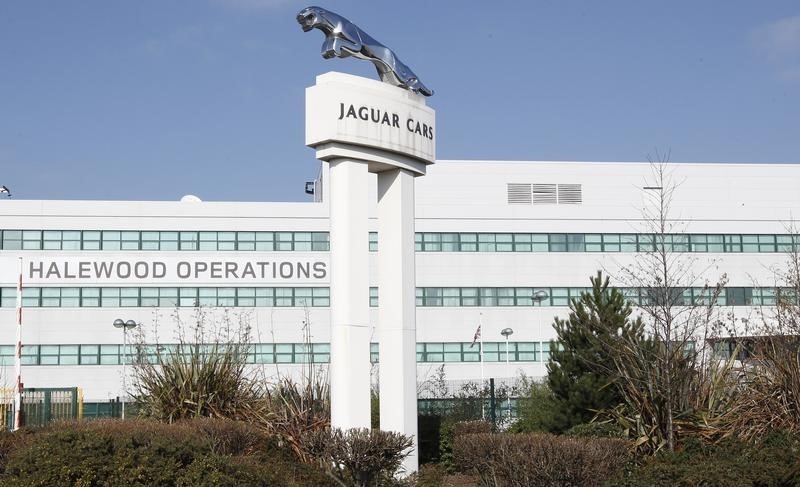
left=557, top=184, right=582, bottom=204
left=531, top=184, right=558, bottom=204
left=506, top=183, right=583, bottom=205
left=507, top=183, right=532, bottom=204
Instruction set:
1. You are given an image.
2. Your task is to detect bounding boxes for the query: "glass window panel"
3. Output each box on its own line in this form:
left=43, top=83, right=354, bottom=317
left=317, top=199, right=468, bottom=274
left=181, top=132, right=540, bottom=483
left=41, top=288, right=61, bottom=307
left=2, top=230, right=23, bottom=250
left=742, top=235, right=758, bottom=252
left=61, top=287, right=80, bottom=307
left=423, top=233, right=442, bottom=252
left=311, top=287, right=329, bottom=307
left=724, top=234, right=742, bottom=253
left=496, top=234, right=513, bottom=252
left=179, top=287, right=198, bottom=307
left=237, top=287, right=256, bottom=307
left=512, top=233, right=532, bottom=252
left=479, top=288, right=496, bottom=306
left=441, top=233, right=459, bottom=252
left=218, top=288, right=236, bottom=307
left=22, top=287, right=41, bottom=307
left=119, top=288, right=139, bottom=307
left=497, top=288, right=515, bottom=306
left=80, top=345, right=100, bottom=365
left=777, top=235, right=796, bottom=252
left=311, top=232, right=328, bottom=251
left=442, top=288, right=460, bottom=306
left=140, top=288, right=159, bottom=307
left=42, top=230, right=62, bottom=250
left=256, top=288, right=274, bottom=307
left=515, top=288, right=533, bottom=306
left=551, top=288, right=569, bottom=306
left=293, top=232, right=312, bottom=251
left=620, top=234, right=637, bottom=252
left=690, top=234, right=708, bottom=252
left=101, top=288, right=120, bottom=307
left=549, top=234, right=567, bottom=252
left=423, top=288, right=442, bottom=307
left=531, top=234, right=548, bottom=252
left=22, top=230, right=42, bottom=250
left=461, top=287, right=479, bottom=306
left=758, top=235, right=776, bottom=252
left=21, top=344, right=40, bottom=365
left=603, top=234, right=621, bottom=252
left=637, top=234, right=655, bottom=252
left=585, top=234, right=602, bottom=252
left=566, top=234, right=585, bottom=252
left=159, top=288, right=178, bottom=307
left=707, top=234, right=724, bottom=252
left=275, top=288, right=294, bottom=306
left=295, top=288, right=313, bottom=307
left=477, top=234, right=496, bottom=252
left=160, top=231, right=179, bottom=250
left=459, top=233, right=477, bottom=252
left=275, top=232, right=293, bottom=251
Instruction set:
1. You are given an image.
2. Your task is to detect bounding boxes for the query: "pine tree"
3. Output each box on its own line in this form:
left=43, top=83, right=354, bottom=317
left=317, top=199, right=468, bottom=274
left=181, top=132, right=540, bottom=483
left=543, top=270, right=643, bottom=433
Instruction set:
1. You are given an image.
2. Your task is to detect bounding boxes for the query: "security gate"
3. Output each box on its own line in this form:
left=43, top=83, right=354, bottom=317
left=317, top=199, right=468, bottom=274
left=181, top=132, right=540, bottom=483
left=2, top=387, right=81, bottom=430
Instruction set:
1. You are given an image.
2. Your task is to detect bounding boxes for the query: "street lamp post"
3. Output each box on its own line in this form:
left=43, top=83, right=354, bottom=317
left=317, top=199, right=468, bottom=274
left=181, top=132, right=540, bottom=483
left=532, top=289, right=550, bottom=367
left=113, top=319, right=138, bottom=419
left=500, top=327, right=514, bottom=418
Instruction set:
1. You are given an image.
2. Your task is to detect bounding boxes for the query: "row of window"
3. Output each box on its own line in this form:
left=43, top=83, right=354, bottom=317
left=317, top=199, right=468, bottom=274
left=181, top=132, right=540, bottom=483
left=0, top=341, right=551, bottom=366
left=415, top=286, right=785, bottom=307
left=414, top=232, right=800, bottom=253
left=0, top=287, right=330, bottom=308
left=0, top=286, right=786, bottom=308
left=0, top=230, right=329, bottom=251
left=3, top=229, right=799, bottom=254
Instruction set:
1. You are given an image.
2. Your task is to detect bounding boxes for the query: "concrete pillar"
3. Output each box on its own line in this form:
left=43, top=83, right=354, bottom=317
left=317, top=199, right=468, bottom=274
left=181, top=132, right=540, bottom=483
left=329, top=158, right=371, bottom=430
left=377, top=168, right=418, bottom=473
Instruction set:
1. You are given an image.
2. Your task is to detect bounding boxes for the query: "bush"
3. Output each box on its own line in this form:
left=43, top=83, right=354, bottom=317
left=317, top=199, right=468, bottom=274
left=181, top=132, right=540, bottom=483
left=613, top=432, right=800, bottom=486
left=439, top=420, right=492, bottom=473
left=304, top=427, right=413, bottom=486
left=453, top=432, right=631, bottom=487
left=565, top=421, right=626, bottom=439
left=510, top=381, right=558, bottom=433
left=0, top=418, right=332, bottom=486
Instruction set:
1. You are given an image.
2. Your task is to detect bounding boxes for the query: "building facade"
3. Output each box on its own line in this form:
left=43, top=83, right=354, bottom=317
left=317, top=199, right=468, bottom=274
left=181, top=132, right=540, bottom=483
left=1, top=160, right=799, bottom=405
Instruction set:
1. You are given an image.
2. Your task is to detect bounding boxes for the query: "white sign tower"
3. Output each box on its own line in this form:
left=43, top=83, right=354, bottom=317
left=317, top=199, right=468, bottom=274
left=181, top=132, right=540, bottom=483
left=306, top=71, right=435, bottom=473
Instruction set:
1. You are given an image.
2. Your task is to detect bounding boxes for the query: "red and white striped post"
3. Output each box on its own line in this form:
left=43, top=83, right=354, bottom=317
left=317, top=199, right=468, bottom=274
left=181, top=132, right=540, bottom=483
left=13, top=257, right=23, bottom=431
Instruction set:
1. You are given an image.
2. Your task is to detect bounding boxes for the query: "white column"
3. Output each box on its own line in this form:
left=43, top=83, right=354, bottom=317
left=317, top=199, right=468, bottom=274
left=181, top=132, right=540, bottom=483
left=329, top=158, right=372, bottom=430
left=377, top=168, right=418, bottom=473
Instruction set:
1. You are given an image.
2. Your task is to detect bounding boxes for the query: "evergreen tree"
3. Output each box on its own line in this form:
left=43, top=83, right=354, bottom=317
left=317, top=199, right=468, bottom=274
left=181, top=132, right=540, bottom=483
left=543, top=270, right=643, bottom=433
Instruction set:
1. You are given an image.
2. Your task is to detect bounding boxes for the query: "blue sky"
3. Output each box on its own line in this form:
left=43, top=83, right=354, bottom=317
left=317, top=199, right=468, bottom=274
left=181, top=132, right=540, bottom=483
left=1, top=1, right=798, bottom=201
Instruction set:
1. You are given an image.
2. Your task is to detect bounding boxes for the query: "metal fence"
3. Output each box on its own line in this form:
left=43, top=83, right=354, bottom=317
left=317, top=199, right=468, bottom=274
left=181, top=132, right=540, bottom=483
left=1, top=387, right=82, bottom=430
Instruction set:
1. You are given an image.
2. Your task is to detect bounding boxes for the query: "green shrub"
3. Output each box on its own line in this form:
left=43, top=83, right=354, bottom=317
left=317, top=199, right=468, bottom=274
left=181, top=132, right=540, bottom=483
left=439, top=420, right=492, bottom=473
left=613, top=432, right=800, bottom=486
left=0, top=418, right=332, bottom=486
left=453, top=432, right=631, bottom=487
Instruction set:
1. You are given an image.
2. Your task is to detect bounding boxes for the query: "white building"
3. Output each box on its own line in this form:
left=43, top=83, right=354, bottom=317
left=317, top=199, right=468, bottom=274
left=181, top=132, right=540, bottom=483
left=1, top=160, right=799, bottom=410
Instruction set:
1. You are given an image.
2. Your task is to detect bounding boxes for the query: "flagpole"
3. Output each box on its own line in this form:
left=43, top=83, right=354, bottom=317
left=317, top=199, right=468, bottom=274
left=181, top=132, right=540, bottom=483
left=13, top=257, right=23, bottom=431
left=479, top=312, right=485, bottom=420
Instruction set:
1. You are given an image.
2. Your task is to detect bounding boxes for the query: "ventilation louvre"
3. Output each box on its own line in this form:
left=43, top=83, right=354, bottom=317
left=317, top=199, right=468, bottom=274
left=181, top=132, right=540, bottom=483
left=557, top=184, right=582, bottom=204
left=532, top=184, right=558, bottom=205
left=507, top=183, right=532, bottom=204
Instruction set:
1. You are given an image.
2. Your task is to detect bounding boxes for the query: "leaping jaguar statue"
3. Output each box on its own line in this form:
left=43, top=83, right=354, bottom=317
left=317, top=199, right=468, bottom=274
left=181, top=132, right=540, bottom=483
left=297, top=6, right=433, bottom=97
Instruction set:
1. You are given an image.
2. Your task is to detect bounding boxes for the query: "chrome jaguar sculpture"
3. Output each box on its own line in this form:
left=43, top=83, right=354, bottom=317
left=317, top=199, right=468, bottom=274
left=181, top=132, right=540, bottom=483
left=297, top=6, right=433, bottom=97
